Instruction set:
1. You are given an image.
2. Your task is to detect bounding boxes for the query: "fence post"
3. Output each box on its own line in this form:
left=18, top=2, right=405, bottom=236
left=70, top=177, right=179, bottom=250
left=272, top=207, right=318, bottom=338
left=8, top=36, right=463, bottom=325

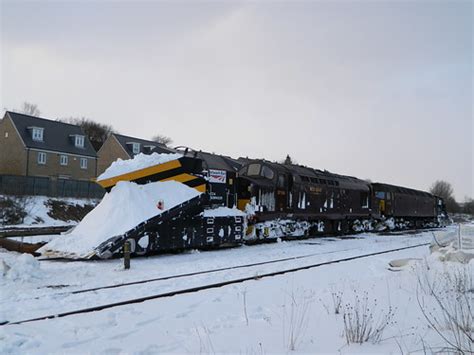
left=458, top=224, right=462, bottom=250
left=123, top=241, right=131, bottom=269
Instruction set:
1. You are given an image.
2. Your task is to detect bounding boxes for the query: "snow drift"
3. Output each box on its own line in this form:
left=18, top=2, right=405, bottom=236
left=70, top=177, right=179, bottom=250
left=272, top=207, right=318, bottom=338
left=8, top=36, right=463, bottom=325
left=0, top=253, right=42, bottom=282
left=39, top=181, right=201, bottom=258
left=97, top=152, right=182, bottom=180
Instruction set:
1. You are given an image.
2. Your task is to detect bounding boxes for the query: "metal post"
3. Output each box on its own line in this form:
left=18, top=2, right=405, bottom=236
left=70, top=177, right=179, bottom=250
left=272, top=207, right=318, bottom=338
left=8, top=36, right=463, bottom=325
left=458, top=224, right=462, bottom=250
left=123, top=241, right=131, bottom=269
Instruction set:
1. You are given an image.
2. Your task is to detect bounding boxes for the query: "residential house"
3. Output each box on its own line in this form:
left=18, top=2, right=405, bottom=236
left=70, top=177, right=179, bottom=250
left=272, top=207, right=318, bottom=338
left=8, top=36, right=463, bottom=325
left=0, top=111, right=98, bottom=180
left=97, top=133, right=175, bottom=174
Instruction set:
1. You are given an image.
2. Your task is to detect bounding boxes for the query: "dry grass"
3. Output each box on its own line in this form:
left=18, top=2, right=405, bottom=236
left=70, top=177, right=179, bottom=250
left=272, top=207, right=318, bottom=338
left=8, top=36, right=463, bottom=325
left=417, top=264, right=473, bottom=354
left=342, top=290, right=396, bottom=345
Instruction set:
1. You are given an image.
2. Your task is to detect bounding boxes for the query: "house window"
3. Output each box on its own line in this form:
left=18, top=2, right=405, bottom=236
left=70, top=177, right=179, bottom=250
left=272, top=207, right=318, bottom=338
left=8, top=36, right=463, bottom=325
left=75, top=135, right=85, bottom=148
left=32, top=128, right=44, bottom=141
left=132, top=142, right=140, bottom=154
left=144, top=145, right=155, bottom=153
left=60, top=155, right=68, bottom=166
left=80, top=158, right=88, bottom=169
left=37, top=152, right=47, bottom=165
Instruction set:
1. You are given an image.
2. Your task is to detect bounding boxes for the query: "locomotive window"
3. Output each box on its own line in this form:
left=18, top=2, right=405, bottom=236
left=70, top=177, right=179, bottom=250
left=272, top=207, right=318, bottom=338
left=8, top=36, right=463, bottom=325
left=247, top=164, right=261, bottom=176
left=310, top=177, right=318, bottom=183
left=261, top=166, right=274, bottom=179
left=300, top=176, right=310, bottom=182
left=375, top=191, right=385, bottom=199
left=320, top=179, right=327, bottom=184
left=361, top=192, right=369, bottom=208
left=328, top=180, right=335, bottom=186
left=386, top=192, right=391, bottom=199
left=335, top=181, right=340, bottom=186
left=277, top=175, right=285, bottom=188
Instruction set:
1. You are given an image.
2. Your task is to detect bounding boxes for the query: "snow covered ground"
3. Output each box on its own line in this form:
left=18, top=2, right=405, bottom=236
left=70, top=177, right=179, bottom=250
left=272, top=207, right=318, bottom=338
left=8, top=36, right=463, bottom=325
left=1, top=224, right=472, bottom=354
left=0, top=194, right=98, bottom=229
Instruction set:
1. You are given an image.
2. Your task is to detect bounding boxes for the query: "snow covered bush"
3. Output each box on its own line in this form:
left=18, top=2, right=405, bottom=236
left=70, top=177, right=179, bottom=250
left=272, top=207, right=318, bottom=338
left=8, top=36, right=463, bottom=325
left=0, top=196, right=28, bottom=225
left=417, top=264, right=473, bottom=354
left=342, top=290, right=396, bottom=345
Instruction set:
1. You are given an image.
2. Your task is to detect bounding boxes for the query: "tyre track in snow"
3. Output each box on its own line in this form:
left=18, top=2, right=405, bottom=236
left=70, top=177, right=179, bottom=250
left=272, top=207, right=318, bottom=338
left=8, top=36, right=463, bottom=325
left=3, top=242, right=430, bottom=326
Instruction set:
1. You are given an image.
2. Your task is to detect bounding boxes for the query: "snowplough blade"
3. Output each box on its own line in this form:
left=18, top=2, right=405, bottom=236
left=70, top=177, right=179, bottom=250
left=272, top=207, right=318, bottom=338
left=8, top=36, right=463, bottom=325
left=92, top=194, right=244, bottom=259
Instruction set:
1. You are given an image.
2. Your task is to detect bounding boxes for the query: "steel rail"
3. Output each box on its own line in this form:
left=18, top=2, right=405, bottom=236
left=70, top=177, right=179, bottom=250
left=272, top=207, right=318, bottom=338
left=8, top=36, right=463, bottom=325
left=3, top=242, right=429, bottom=326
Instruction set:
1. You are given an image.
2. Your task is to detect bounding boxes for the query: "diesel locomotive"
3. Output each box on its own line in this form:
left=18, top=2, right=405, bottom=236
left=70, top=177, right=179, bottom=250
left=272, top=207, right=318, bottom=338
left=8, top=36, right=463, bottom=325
left=235, top=159, right=447, bottom=239
left=96, top=148, right=448, bottom=244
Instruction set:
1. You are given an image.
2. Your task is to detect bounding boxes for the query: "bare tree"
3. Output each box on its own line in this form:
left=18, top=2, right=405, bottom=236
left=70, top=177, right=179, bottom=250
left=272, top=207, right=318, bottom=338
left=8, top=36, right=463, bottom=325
left=430, top=180, right=454, bottom=199
left=151, top=134, right=173, bottom=147
left=19, top=102, right=41, bottom=116
left=429, top=180, right=459, bottom=213
left=61, top=117, right=115, bottom=151
left=463, top=197, right=474, bottom=215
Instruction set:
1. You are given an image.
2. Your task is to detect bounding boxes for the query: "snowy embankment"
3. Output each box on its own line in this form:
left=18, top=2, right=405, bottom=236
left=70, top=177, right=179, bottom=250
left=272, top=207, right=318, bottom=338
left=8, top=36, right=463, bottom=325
left=39, top=181, right=201, bottom=258
left=1, top=225, right=472, bottom=354
left=97, top=152, right=182, bottom=180
left=0, top=195, right=97, bottom=229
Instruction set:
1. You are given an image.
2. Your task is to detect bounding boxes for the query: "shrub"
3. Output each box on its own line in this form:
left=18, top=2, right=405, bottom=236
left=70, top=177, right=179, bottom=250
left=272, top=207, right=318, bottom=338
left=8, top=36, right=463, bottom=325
left=282, top=288, right=315, bottom=351
left=417, top=265, right=473, bottom=354
left=0, top=196, right=27, bottom=225
left=342, top=290, right=396, bottom=344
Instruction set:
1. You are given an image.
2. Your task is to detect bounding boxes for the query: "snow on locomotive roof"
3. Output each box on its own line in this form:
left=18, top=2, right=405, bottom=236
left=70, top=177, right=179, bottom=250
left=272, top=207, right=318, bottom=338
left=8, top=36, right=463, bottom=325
left=97, top=152, right=182, bottom=180
left=39, top=181, right=200, bottom=259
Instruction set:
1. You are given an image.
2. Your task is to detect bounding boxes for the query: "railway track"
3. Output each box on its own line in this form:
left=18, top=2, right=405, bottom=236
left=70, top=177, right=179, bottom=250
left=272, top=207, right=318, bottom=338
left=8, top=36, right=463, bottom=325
left=31, top=246, right=359, bottom=300
left=3, top=241, right=430, bottom=326
left=28, top=229, right=436, bottom=300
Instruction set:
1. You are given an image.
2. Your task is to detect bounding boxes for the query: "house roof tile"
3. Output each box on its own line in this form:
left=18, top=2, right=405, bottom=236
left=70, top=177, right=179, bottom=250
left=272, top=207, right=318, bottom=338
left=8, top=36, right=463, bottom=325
left=6, top=111, right=97, bottom=157
left=113, top=133, right=175, bottom=156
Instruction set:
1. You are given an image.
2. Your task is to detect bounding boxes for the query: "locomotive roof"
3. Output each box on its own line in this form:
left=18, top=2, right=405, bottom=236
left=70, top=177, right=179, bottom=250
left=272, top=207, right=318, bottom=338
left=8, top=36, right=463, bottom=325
left=179, top=147, right=242, bottom=172
left=371, top=182, right=433, bottom=197
left=242, top=159, right=370, bottom=191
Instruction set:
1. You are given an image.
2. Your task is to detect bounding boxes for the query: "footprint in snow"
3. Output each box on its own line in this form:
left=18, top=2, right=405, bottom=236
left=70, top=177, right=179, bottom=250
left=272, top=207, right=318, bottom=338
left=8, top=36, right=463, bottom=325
left=62, top=336, right=100, bottom=348
left=135, top=316, right=161, bottom=327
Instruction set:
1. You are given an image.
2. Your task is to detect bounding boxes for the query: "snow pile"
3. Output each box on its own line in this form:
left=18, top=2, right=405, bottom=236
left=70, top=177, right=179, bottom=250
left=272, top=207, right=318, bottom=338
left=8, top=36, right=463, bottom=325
left=0, top=253, right=42, bottom=282
left=97, top=152, right=182, bottom=180
left=202, top=207, right=246, bottom=217
left=39, top=181, right=200, bottom=258
left=430, top=244, right=474, bottom=264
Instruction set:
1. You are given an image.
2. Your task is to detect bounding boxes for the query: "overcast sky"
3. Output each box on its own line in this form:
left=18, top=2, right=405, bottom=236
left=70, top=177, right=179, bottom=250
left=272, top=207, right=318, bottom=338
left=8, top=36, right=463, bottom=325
left=1, top=0, right=472, bottom=200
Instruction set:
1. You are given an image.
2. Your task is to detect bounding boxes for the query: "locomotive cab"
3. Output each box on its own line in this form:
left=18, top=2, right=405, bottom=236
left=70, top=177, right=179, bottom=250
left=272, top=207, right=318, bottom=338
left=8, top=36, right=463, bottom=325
left=237, top=162, right=282, bottom=212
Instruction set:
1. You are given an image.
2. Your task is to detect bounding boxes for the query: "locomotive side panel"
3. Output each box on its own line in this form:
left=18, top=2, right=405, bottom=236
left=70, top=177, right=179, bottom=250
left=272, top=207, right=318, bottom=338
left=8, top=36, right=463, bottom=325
left=372, top=183, right=437, bottom=219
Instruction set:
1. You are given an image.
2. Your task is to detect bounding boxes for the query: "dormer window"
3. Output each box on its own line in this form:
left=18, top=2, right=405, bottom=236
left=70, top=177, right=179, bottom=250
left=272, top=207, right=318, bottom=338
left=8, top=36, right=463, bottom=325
left=143, top=145, right=155, bottom=154
left=30, top=127, right=44, bottom=141
left=75, top=135, right=85, bottom=148
left=132, top=142, right=140, bottom=154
